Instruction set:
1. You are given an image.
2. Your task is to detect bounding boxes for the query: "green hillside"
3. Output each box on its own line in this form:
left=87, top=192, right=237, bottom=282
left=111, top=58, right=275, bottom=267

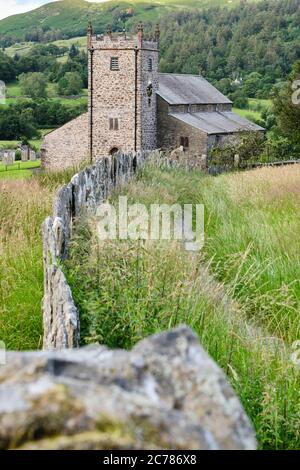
left=0, top=0, right=256, bottom=43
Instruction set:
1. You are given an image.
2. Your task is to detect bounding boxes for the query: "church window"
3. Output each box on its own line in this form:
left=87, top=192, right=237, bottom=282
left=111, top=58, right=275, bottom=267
left=148, top=58, right=153, bottom=72
left=110, top=57, right=119, bottom=71
left=109, top=118, right=119, bottom=131
left=180, top=137, right=189, bottom=148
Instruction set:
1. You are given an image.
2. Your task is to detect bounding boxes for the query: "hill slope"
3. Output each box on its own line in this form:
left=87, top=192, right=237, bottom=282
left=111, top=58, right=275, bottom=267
left=0, top=0, right=257, bottom=42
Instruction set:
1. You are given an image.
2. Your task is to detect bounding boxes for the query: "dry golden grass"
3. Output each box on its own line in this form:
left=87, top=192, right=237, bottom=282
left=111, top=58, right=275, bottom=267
left=226, top=164, right=300, bottom=205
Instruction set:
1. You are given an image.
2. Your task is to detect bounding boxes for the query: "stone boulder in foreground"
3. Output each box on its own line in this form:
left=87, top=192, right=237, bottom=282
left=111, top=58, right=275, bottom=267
left=0, top=326, right=256, bottom=450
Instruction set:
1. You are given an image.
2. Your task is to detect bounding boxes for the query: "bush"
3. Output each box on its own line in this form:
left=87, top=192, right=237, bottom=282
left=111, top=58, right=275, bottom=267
left=15, top=150, right=21, bottom=161
left=58, top=72, right=83, bottom=96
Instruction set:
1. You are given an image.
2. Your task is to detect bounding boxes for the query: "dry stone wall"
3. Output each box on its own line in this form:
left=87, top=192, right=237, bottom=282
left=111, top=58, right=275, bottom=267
left=42, top=151, right=146, bottom=350
left=2, top=149, right=258, bottom=449
left=0, top=326, right=256, bottom=450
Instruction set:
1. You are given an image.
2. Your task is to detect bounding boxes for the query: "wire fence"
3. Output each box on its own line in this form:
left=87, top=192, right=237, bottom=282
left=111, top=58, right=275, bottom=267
left=0, top=162, right=40, bottom=173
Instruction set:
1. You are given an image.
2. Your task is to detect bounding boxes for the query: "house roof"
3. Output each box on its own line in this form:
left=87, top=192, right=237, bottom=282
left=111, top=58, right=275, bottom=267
left=169, top=111, right=265, bottom=134
left=157, top=73, right=232, bottom=105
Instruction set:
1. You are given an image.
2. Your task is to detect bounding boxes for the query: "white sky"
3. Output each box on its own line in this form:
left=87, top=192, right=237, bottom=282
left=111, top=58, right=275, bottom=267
left=0, top=0, right=109, bottom=20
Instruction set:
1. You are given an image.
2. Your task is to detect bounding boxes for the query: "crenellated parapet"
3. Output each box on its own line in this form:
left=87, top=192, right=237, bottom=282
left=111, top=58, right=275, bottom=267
left=87, top=22, right=160, bottom=51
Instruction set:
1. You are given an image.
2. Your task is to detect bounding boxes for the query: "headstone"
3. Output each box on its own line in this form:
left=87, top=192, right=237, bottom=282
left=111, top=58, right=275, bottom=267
left=21, top=146, right=29, bottom=162
left=29, top=149, right=36, bottom=161
left=234, top=154, right=240, bottom=167
left=2, top=151, right=15, bottom=166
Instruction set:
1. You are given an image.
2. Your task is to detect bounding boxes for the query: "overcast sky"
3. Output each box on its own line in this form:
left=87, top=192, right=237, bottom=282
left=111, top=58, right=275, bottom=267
left=0, top=0, right=108, bottom=20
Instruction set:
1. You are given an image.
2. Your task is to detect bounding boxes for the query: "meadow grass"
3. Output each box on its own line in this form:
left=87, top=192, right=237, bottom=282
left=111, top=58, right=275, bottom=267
left=0, top=160, right=41, bottom=180
left=64, top=163, right=300, bottom=449
left=0, top=165, right=83, bottom=350
left=233, top=107, right=262, bottom=121
left=0, top=178, right=52, bottom=349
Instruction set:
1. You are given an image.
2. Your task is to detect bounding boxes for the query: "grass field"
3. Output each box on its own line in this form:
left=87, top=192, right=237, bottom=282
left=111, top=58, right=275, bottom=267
left=3, top=81, right=88, bottom=107
left=0, top=0, right=248, bottom=43
left=0, top=160, right=41, bottom=180
left=64, top=163, right=300, bottom=449
left=0, top=166, right=83, bottom=350
left=234, top=98, right=271, bottom=122
left=5, top=36, right=87, bottom=58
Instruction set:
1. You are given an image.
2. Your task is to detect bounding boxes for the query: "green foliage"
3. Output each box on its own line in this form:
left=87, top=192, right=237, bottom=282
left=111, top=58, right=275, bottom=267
left=158, top=1, right=300, bottom=92
left=69, top=44, right=79, bottom=59
left=209, top=131, right=266, bottom=166
left=58, top=71, right=83, bottom=96
left=0, top=0, right=299, bottom=98
left=0, top=99, right=85, bottom=139
left=0, top=51, right=17, bottom=81
left=271, top=61, right=300, bottom=152
left=64, top=164, right=300, bottom=449
left=0, top=104, right=39, bottom=140
left=19, top=72, right=47, bottom=99
left=0, top=0, right=241, bottom=44
left=0, top=165, right=82, bottom=349
left=15, top=149, right=21, bottom=161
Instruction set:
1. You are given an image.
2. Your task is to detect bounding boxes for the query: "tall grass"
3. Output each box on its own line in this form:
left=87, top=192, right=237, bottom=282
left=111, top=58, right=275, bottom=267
left=0, top=179, right=52, bottom=349
left=64, top=163, right=300, bottom=449
left=0, top=166, right=82, bottom=350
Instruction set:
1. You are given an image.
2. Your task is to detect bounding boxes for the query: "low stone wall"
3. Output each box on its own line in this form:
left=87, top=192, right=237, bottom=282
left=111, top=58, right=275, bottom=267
left=0, top=326, right=257, bottom=450
left=42, top=151, right=146, bottom=350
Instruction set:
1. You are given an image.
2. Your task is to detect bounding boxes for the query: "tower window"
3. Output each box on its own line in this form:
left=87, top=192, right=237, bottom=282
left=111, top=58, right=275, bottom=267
left=109, top=118, right=119, bottom=131
left=180, top=137, right=189, bottom=148
left=148, top=58, right=153, bottom=72
left=110, top=57, right=119, bottom=71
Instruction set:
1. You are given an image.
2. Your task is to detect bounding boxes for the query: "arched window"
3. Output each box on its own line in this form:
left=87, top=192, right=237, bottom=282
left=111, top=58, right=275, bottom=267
left=110, top=147, right=119, bottom=156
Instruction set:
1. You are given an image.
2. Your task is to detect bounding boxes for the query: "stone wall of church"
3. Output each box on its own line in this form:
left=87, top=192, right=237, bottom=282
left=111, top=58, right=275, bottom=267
left=89, top=33, right=159, bottom=160
left=139, top=44, right=159, bottom=151
left=41, top=113, right=89, bottom=171
left=157, top=96, right=208, bottom=168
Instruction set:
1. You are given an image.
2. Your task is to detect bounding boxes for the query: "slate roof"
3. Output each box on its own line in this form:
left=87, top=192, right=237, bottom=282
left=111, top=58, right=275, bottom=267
left=158, top=73, right=232, bottom=105
left=169, top=111, right=265, bottom=134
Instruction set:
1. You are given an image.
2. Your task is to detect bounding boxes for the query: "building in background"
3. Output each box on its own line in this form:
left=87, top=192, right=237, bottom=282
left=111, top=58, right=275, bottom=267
left=41, top=24, right=263, bottom=171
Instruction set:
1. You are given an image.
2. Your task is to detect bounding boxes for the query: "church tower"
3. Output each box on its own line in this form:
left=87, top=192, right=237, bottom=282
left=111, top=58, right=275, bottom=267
left=87, top=23, right=159, bottom=160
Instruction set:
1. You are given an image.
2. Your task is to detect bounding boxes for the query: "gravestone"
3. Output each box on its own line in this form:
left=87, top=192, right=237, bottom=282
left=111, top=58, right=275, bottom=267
left=21, top=146, right=29, bottom=162
left=2, top=151, right=15, bottom=166
left=29, top=149, right=36, bottom=161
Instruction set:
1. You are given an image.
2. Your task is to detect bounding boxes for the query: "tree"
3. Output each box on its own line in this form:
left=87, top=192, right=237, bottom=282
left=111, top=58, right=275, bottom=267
left=243, top=72, right=263, bottom=98
left=0, top=51, right=17, bottom=82
left=272, top=61, right=300, bottom=152
left=19, top=72, right=47, bottom=99
left=58, top=72, right=83, bottom=96
left=69, top=44, right=79, bottom=59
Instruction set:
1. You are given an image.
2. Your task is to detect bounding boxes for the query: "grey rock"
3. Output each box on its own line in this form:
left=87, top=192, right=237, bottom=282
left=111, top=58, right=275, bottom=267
left=0, top=326, right=256, bottom=450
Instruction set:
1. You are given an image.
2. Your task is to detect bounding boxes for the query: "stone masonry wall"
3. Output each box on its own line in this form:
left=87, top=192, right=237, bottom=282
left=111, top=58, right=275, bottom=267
left=42, top=151, right=147, bottom=350
left=157, top=96, right=208, bottom=168
left=89, top=33, right=158, bottom=159
left=0, top=326, right=256, bottom=450
left=41, top=113, right=89, bottom=171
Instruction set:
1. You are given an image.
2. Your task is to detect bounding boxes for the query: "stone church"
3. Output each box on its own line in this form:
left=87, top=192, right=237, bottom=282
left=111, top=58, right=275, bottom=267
left=42, top=24, right=263, bottom=170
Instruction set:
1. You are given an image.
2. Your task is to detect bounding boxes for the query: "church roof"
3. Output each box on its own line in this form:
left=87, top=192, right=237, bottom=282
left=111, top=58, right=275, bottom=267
left=157, top=73, right=232, bottom=105
left=169, top=111, right=264, bottom=134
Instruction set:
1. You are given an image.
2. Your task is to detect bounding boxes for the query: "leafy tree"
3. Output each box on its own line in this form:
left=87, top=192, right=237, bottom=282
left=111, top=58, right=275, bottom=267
left=0, top=106, right=38, bottom=140
left=272, top=61, right=300, bottom=152
left=19, top=72, right=47, bottom=99
left=243, top=73, right=263, bottom=98
left=58, top=72, right=83, bottom=96
left=0, top=51, right=17, bottom=82
left=69, top=44, right=79, bottom=59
